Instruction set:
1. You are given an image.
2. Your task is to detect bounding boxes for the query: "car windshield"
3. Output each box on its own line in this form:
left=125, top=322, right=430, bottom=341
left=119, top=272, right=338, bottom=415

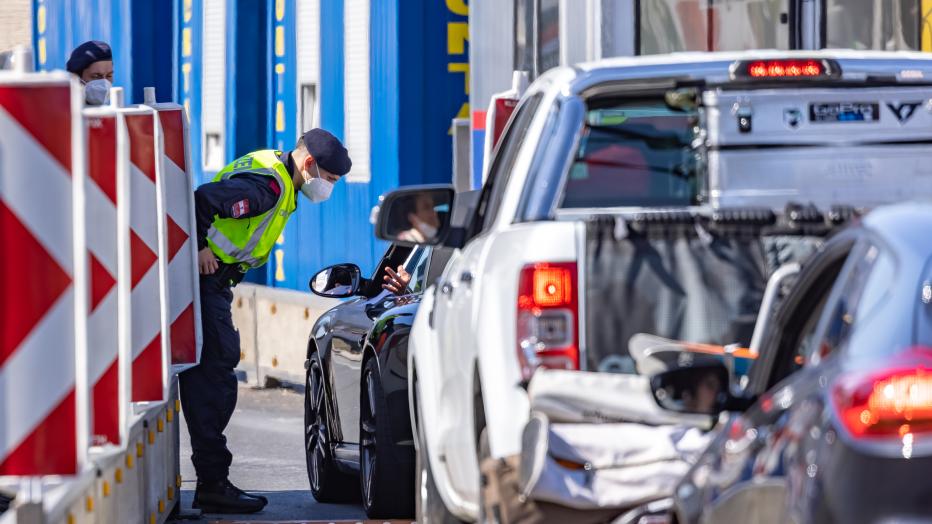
left=559, top=100, right=697, bottom=209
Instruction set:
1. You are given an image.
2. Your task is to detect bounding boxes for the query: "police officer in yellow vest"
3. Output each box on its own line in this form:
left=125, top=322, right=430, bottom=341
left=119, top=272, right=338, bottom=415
left=183, top=129, right=351, bottom=514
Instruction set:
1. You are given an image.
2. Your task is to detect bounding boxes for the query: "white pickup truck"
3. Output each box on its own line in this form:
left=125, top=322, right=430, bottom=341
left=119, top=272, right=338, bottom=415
left=373, top=50, right=932, bottom=522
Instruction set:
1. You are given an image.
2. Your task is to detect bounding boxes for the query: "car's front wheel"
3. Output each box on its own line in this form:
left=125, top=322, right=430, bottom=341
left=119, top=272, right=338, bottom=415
left=359, top=357, right=415, bottom=518
left=304, top=354, right=356, bottom=502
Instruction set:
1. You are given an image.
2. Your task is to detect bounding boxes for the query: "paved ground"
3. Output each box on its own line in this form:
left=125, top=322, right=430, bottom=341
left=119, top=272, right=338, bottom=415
left=172, top=384, right=385, bottom=523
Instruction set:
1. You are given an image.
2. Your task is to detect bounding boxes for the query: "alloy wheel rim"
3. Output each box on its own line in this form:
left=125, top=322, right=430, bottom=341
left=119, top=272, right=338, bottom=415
left=360, top=370, right=378, bottom=507
left=305, top=361, right=327, bottom=492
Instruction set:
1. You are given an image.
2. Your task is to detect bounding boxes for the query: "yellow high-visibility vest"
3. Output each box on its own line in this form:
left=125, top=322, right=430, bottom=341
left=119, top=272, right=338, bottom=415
left=206, top=150, right=296, bottom=270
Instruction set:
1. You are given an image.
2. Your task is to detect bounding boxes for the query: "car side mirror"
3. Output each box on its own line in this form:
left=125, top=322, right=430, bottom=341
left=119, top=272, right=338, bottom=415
left=309, top=263, right=362, bottom=298
left=373, top=185, right=455, bottom=247
left=649, top=362, right=731, bottom=416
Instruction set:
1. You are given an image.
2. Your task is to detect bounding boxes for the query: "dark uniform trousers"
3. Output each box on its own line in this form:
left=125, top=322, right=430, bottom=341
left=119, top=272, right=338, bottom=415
left=180, top=269, right=242, bottom=482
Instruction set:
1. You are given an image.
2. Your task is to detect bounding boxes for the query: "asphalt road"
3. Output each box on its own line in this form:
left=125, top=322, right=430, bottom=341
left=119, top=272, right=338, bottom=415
left=172, top=384, right=377, bottom=523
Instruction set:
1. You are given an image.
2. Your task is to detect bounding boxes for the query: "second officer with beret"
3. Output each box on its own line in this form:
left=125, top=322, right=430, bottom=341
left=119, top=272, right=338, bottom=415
left=181, top=129, right=352, bottom=514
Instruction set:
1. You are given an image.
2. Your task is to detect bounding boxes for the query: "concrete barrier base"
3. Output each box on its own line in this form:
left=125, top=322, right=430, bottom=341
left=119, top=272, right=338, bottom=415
left=231, top=284, right=338, bottom=388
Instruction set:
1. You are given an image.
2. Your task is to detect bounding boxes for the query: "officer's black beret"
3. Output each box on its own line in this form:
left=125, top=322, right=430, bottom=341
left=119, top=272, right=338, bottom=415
left=66, top=41, right=112, bottom=76
left=301, top=128, right=352, bottom=177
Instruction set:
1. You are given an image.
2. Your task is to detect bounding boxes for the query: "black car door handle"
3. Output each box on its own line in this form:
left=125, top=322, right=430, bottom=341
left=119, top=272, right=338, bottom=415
left=459, top=271, right=473, bottom=286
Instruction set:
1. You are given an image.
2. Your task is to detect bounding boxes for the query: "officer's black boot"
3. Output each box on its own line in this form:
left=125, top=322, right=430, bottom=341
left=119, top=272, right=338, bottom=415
left=192, top=479, right=268, bottom=514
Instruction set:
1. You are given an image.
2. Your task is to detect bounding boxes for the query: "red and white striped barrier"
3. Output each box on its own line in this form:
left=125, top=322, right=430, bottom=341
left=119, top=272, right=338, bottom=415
left=121, top=106, right=171, bottom=403
left=0, top=74, right=89, bottom=476
left=83, top=104, right=132, bottom=447
left=0, top=76, right=192, bottom=524
left=148, top=97, right=201, bottom=371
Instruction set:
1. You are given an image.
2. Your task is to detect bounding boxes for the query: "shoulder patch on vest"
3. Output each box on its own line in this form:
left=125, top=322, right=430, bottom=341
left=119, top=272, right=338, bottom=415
left=231, top=199, right=250, bottom=218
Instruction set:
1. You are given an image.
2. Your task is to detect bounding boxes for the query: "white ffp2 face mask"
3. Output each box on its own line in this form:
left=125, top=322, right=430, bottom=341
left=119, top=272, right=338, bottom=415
left=300, top=163, right=334, bottom=203
left=412, top=217, right=438, bottom=239
left=84, top=79, right=111, bottom=106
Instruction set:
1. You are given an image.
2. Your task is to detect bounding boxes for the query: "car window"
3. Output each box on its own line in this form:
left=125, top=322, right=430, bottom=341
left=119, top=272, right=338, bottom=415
left=404, top=246, right=432, bottom=294
left=474, top=93, right=545, bottom=235
left=365, top=244, right=413, bottom=297
left=754, top=236, right=856, bottom=392
left=559, top=99, right=697, bottom=209
left=810, top=241, right=896, bottom=363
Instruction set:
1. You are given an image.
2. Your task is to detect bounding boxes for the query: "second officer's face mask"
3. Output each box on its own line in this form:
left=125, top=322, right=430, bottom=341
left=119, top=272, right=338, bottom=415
left=300, top=162, right=334, bottom=203
left=84, top=79, right=112, bottom=106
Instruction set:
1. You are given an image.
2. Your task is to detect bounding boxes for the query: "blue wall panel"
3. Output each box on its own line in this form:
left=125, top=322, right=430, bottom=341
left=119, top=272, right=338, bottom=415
left=176, top=0, right=203, bottom=185
left=230, top=0, right=272, bottom=287
left=267, top=0, right=299, bottom=289
left=34, top=0, right=173, bottom=105
left=319, top=0, right=345, bottom=141
left=368, top=0, right=400, bottom=266
left=131, top=0, right=174, bottom=103
left=226, top=0, right=269, bottom=161
left=398, top=0, right=469, bottom=187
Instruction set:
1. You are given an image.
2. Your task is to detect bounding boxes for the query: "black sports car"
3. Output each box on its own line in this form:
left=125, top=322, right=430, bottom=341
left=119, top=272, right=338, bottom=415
left=303, top=243, right=451, bottom=518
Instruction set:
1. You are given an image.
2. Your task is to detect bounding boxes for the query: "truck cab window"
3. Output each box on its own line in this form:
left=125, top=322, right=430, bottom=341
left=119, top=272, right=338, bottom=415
left=473, top=93, right=544, bottom=235
left=559, top=99, right=697, bottom=209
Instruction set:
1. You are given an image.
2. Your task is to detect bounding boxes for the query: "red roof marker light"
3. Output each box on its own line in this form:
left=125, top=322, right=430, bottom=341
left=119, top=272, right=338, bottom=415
left=732, top=58, right=840, bottom=80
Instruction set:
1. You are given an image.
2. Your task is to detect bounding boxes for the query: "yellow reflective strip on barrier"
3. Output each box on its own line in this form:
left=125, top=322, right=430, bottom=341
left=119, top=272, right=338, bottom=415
left=150, top=512, right=156, bottom=524
left=103, top=481, right=111, bottom=497
left=159, top=499, right=165, bottom=513
left=68, top=514, right=75, bottom=524
left=126, top=453, right=134, bottom=469
left=176, top=399, right=181, bottom=412
left=116, top=468, right=124, bottom=483
left=149, top=430, right=155, bottom=445
left=176, top=474, right=183, bottom=488
left=86, top=495, right=94, bottom=512
left=158, top=417, right=164, bottom=433
left=168, top=486, right=175, bottom=501
left=167, top=408, right=174, bottom=422
left=137, top=442, right=145, bottom=457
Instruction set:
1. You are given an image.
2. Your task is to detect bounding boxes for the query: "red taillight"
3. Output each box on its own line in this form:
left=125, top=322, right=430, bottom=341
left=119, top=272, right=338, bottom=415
left=833, top=358, right=932, bottom=439
left=517, top=263, right=579, bottom=381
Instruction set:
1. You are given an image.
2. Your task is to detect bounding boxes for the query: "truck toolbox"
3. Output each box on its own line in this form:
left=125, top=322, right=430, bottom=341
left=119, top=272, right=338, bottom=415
left=700, top=87, right=932, bottom=209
